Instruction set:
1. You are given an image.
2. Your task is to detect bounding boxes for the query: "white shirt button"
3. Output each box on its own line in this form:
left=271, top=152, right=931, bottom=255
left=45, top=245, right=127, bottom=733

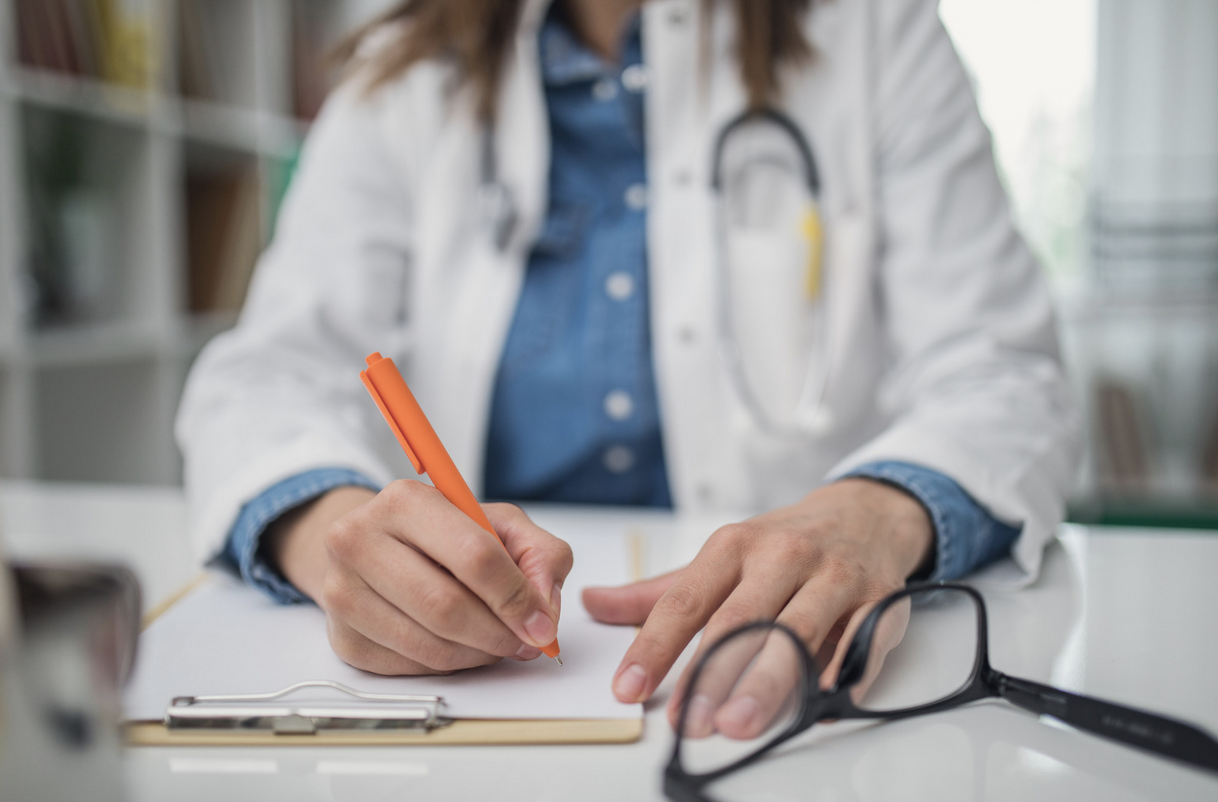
left=624, top=183, right=648, bottom=210
left=604, top=390, right=634, bottom=421
left=603, top=446, right=635, bottom=474
left=592, top=78, right=618, bottom=102
left=604, top=271, right=635, bottom=301
left=621, top=64, right=648, bottom=92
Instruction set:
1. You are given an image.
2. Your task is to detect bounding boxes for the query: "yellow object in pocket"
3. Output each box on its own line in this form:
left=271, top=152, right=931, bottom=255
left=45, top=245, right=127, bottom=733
left=801, top=206, right=824, bottom=300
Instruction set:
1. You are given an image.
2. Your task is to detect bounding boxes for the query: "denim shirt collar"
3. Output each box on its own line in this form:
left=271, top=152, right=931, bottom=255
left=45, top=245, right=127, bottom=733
left=538, top=10, right=641, bottom=86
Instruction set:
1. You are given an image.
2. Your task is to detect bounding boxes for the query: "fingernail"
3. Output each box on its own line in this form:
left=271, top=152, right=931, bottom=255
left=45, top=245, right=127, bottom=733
left=524, top=610, right=556, bottom=646
left=717, top=695, right=760, bottom=738
left=512, top=643, right=542, bottom=661
left=550, top=583, right=562, bottom=615
left=685, top=693, right=716, bottom=738
left=614, top=664, right=647, bottom=702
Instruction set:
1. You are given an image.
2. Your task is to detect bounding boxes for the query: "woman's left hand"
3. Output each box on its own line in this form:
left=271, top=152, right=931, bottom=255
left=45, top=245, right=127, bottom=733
left=581, top=478, right=934, bottom=732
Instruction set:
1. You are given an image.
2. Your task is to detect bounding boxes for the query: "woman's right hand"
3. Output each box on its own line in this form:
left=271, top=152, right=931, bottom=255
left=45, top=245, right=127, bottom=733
left=265, top=481, right=572, bottom=675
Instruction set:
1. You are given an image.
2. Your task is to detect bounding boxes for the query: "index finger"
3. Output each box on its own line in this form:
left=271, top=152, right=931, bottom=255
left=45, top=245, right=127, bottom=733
left=610, top=558, right=736, bottom=704
left=486, top=503, right=574, bottom=611
left=384, top=482, right=559, bottom=650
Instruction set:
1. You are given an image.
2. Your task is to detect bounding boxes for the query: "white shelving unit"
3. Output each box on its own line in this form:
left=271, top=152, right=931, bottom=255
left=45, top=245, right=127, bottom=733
left=0, top=0, right=393, bottom=484
left=1070, top=0, right=1218, bottom=511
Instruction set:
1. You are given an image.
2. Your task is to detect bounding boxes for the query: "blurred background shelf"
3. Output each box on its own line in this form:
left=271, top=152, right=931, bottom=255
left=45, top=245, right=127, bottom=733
left=10, top=65, right=152, bottom=126
left=0, top=0, right=392, bottom=483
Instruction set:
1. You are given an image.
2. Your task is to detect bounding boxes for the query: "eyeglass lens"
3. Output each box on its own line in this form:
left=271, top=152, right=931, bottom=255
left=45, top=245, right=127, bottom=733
left=676, top=625, right=809, bottom=776
left=675, top=588, right=983, bottom=778
left=852, top=587, right=979, bottom=713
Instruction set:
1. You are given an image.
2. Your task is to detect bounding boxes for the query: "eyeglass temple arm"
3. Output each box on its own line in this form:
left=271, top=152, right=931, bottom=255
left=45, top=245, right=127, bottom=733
left=994, top=672, right=1218, bottom=773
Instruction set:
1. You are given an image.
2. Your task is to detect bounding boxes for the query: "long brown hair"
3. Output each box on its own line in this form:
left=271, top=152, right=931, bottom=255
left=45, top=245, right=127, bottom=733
left=338, top=0, right=813, bottom=122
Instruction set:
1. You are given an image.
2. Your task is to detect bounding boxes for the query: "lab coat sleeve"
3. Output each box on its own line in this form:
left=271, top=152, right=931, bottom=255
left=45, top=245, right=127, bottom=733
left=175, top=79, right=415, bottom=564
left=827, top=0, right=1081, bottom=584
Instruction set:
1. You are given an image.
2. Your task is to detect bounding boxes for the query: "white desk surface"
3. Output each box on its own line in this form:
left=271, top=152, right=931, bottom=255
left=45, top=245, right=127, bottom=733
left=3, top=480, right=1217, bottom=802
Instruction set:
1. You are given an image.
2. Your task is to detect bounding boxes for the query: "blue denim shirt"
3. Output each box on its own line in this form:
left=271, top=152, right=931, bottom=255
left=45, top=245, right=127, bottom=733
left=482, top=11, right=671, bottom=507
left=219, top=13, right=1020, bottom=601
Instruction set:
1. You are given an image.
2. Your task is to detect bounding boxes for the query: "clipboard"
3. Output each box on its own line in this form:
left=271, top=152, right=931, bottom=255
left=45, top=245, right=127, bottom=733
left=124, top=531, right=647, bottom=747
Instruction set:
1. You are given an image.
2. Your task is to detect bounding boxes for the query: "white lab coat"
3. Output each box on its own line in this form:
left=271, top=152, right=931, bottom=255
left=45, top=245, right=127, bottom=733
left=176, top=0, right=1080, bottom=583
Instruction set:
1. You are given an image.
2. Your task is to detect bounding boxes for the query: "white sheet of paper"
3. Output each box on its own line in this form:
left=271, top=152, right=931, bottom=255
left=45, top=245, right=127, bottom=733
left=124, top=530, right=640, bottom=721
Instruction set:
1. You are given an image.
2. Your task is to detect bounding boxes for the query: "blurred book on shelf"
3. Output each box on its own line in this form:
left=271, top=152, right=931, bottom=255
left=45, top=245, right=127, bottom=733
left=176, top=0, right=217, bottom=101
left=1069, top=377, right=1218, bottom=530
left=292, top=1, right=342, bottom=120
left=1204, top=396, right=1218, bottom=489
left=14, top=0, right=152, bottom=90
left=1095, top=379, right=1149, bottom=494
left=184, top=165, right=261, bottom=314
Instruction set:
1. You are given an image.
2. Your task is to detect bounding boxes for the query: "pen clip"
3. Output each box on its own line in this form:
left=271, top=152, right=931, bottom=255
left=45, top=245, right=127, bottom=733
left=360, top=370, right=425, bottom=475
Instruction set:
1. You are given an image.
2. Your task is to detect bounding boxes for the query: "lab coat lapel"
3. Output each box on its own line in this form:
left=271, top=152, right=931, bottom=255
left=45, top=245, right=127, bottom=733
left=643, top=0, right=755, bottom=513
left=420, top=1, right=551, bottom=496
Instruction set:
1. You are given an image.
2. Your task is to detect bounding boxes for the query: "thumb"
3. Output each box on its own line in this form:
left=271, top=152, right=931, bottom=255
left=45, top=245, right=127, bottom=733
left=486, top=503, right=573, bottom=614
left=582, top=569, right=681, bottom=626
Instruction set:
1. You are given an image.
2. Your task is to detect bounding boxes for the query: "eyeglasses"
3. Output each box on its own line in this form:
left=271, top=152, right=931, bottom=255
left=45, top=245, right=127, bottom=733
left=664, top=582, right=1218, bottom=802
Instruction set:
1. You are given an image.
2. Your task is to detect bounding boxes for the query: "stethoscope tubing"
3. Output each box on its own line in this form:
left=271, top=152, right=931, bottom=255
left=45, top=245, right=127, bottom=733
left=711, top=108, right=822, bottom=195
left=711, top=107, right=834, bottom=437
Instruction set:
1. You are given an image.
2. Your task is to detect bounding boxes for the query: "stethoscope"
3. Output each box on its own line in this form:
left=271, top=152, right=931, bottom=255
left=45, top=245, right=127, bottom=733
left=710, top=107, right=833, bottom=437
left=479, top=106, right=833, bottom=437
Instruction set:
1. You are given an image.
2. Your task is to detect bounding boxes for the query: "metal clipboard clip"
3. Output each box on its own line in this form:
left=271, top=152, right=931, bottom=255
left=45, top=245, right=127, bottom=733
left=166, top=680, right=451, bottom=735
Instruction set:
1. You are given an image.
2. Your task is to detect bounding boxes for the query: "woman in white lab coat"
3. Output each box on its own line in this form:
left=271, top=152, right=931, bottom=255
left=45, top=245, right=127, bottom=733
left=176, top=0, right=1078, bottom=725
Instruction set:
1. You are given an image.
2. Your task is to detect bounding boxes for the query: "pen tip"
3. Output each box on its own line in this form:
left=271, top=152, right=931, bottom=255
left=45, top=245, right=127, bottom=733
left=554, top=655, right=563, bottom=667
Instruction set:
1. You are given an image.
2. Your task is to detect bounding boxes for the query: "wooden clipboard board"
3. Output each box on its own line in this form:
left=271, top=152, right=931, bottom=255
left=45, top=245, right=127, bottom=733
left=125, top=717, right=643, bottom=746
left=124, top=532, right=648, bottom=747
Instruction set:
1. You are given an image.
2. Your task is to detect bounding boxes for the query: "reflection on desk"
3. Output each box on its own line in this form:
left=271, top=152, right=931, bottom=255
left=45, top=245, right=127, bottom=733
left=3, top=481, right=1217, bottom=802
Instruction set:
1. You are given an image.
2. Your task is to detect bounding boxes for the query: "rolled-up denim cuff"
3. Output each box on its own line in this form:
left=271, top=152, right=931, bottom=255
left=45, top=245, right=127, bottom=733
left=841, top=460, right=1021, bottom=581
left=219, top=467, right=382, bottom=604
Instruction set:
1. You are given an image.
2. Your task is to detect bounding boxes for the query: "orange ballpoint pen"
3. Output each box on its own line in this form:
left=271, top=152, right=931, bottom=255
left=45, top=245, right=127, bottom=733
left=359, top=352, right=562, bottom=664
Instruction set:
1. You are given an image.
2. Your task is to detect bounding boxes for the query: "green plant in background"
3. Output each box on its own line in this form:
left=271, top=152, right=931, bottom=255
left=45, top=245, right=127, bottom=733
left=22, top=109, right=125, bottom=328
left=24, top=112, right=89, bottom=325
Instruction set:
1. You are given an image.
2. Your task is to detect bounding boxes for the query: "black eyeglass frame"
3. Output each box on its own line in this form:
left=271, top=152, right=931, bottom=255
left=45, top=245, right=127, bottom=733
left=665, top=581, right=1218, bottom=802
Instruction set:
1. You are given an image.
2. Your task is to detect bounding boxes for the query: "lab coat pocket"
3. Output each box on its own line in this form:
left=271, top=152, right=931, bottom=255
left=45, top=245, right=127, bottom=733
left=722, top=227, right=823, bottom=429
left=730, top=212, right=873, bottom=510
